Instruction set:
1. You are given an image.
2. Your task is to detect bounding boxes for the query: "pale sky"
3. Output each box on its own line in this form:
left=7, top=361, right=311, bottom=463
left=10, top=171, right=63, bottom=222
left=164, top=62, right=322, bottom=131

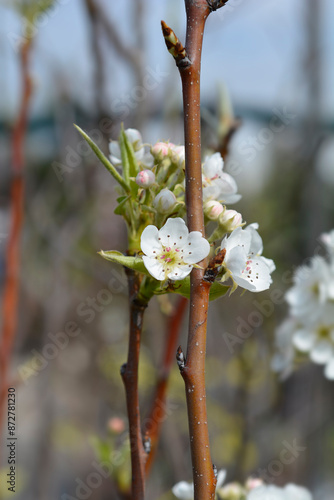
left=0, top=0, right=333, bottom=121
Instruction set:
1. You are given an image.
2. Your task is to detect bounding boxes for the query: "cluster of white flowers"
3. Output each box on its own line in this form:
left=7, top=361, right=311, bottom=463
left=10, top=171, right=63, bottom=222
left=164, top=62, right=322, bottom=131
left=272, top=230, right=334, bottom=380
left=172, top=472, right=312, bottom=500
left=106, top=128, right=275, bottom=294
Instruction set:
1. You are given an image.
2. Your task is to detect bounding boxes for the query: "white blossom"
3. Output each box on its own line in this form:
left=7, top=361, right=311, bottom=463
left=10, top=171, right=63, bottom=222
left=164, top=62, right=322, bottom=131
left=320, top=229, right=334, bottom=255
left=271, top=318, right=296, bottom=379
left=109, top=128, right=153, bottom=168
left=141, top=218, right=210, bottom=281
left=247, top=483, right=312, bottom=500
left=285, top=256, right=333, bottom=323
left=153, top=189, right=177, bottom=214
left=220, top=224, right=275, bottom=293
left=202, top=153, right=241, bottom=205
left=172, top=469, right=226, bottom=499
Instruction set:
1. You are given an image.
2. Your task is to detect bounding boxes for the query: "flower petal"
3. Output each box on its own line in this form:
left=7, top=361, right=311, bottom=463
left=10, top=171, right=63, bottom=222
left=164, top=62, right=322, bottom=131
left=310, top=340, right=333, bottom=365
left=159, top=218, right=188, bottom=247
left=183, top=232, right=210, bottom=264
left=142, top=256, right=165, bottom=281
left=292, top=329, right=315, bottom=352
left=324, top=358, right=334, bottom=380
left=216, top=469, right=227, bottom=489
left=109, top=141, right=122, bottom=165
left=168, top=264, right=192, bottom=281
left=172, top=481, right=194, bottom=500
left=141, top=225, right=161, bottom=257
left=284, top=484, right=313, bottom=500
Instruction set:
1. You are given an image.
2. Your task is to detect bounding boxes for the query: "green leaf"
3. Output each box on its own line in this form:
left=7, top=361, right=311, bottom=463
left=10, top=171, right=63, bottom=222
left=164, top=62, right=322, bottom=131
left=99, top=250, right=149, bottom=275
left=114, top=195, right=130, bottom=216
left=168, top=278, right=229, bottom=301
left=74, top=125, right=130, bottom=194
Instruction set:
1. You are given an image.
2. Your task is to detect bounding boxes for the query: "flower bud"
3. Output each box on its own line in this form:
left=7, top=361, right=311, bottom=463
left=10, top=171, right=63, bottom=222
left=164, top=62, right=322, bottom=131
left=245, top=477, right=264, bottom=491
left=108, top=417, right=125, bottom=434
left=204, top=201, right=224, bottom=220
left=151, top=141, right=175, bottom=160
left=217, top=482, right=245, bottom=500
left=135, top=169, right=155, bottom=188
left=153, top=189, right=177, bottom=214
left=219, top=209, right=243, bottom=232
left=172, top=145, right=185, bottom=167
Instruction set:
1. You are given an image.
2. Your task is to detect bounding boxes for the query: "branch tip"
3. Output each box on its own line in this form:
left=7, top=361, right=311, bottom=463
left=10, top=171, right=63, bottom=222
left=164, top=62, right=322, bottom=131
left=207, top=0, right=229, bottom=11
left=161, top=20, right=191, bottom=68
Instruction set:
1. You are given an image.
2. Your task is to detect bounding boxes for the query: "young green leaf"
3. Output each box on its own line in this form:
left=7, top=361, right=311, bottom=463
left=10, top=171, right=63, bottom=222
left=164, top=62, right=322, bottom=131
left=74, top=125, right=130, bottom=194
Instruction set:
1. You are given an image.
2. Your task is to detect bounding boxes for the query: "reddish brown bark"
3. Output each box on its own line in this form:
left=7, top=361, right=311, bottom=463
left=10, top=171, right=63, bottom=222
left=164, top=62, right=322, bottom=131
left=121, top=270, right=148, bottom=500
left=0, top=38, right=32, bottom=431
left=145, top=296, right=188, bottom=476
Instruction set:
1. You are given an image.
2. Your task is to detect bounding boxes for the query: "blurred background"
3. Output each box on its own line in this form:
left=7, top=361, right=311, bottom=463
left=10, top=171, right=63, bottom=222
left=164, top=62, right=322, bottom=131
left=0, top=0, right=334, bottom=499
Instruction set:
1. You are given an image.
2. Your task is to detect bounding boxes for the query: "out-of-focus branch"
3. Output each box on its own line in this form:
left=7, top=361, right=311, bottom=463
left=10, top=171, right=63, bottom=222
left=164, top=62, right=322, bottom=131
left=121, top=269, right=148, bottom=500
left=145, top=296, right=188, bottom=476
left=85, top=0, right=106, bottom=116
left=0, top=37, right=33, bottom=431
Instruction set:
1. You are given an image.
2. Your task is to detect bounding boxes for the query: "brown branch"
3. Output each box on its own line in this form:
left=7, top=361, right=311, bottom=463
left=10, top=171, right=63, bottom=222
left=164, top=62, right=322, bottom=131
left=0, top=37, right=33, bottom=431
left=180, top=3, right=215, bottom=497
left=121, top=269, right=148, bottom=500
left=162, top=1, right=228, bottom=497
left=145, top=296, right=188, bottom=476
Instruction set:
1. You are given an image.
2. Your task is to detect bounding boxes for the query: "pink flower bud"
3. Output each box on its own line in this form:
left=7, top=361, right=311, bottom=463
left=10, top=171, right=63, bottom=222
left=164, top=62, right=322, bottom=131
left=219, top=209, right=243, bottom=231
left=245, top=477, right=264, bottom=491
left=204, top=201, right=224, bottom=220
left=153, top=189, right=177, bottom=214
left=108, top=417, right=125, bottom=434
left=151, top=141, right=175, bottom=158
left=135, top=169, right=155, bottom=188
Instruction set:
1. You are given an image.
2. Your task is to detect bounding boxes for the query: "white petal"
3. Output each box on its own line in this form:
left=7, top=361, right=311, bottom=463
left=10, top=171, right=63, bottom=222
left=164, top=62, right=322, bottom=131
left=292, top=329, right=315, bottom=352
left=219, top=193, right=242, bottom=204
left=224, top=245, right=248, bottom=277
left=141, top=152, right=154, bottom=168
left=109, top=141, right=122, bottom=165
left=247, top=485, right=284, bottom=500
left=221, top=227, right=251, bottom=255
left=125, top=128, right=142, bottom=145
left=216, top=469, right=227, bottom=489
left=168, top=264, right=192, bottom=281
left=237, top=256, right=273, bottom=293
left=244, top=223, right=263, bottom=255
left=262, top=257, right=276, bottom=273
left=159, top=218, right=188, bottom=247
left=140, top=225, right=161, bottom=257
left=284, top=484, right=313, bottom=500
left=324, top=358, right=334, bottom=379
left=203, top=152, right=224, bottom=179
left=142, top=256, right=165, bottom=281
left=310, top=340, right=333, bottom=365
left=183, top=232, right=210, bottom=264
left=216, top=172, right=238, bottom=194
left=172, top=481, right=194, bottom=500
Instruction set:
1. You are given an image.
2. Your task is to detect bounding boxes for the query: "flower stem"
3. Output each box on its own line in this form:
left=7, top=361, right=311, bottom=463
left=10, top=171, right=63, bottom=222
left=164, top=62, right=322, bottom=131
left=121, top=269, right=148, bottom=500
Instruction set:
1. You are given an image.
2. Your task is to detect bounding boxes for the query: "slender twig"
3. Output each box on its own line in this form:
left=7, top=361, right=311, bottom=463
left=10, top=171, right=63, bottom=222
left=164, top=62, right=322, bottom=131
left=145, top=296, right=188, bottom=476
left=121, top=269, right=148, bottom=500
left=162, top=1, right=228, bottom=497
left=0, top=37, right=33, bottom=431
